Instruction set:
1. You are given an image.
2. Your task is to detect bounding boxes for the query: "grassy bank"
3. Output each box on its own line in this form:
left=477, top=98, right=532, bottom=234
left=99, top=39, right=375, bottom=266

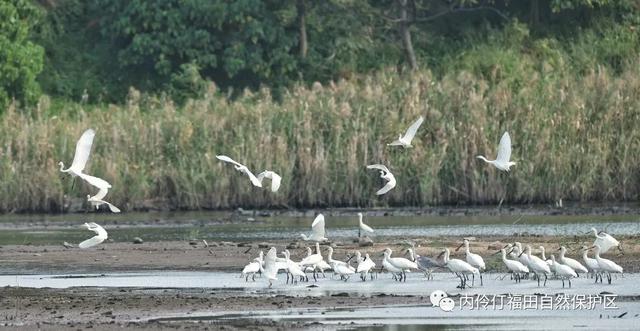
left=2, top=61, right=640, bottom=212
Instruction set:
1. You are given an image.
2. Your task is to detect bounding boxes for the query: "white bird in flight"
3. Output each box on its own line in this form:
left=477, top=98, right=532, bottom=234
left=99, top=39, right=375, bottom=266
left=300, top=214, right=328, bottom=242
left=387, top=116, right=424, bottom=148
left=589, top=227, right=621, bottom=254
left=87, top=186, right=121, bottom=213
left=215, top=155, right=262, bottom=187
left=78, top=222, right=108, bottom=249
left=256, top=171, right=282, bottom=192
left=476, top=132, right=516, bottom=171
left=58, top=129, right=95, bottom=187
left=366, top=164, right=396, bottom=195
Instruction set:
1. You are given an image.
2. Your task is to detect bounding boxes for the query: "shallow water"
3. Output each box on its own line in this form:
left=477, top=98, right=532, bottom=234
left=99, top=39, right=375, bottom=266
left=0, top=211, right=638, bottom=245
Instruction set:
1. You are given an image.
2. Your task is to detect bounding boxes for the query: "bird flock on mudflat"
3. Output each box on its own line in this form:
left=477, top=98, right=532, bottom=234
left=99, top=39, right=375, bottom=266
left=60, top=120, right=624, bottom=289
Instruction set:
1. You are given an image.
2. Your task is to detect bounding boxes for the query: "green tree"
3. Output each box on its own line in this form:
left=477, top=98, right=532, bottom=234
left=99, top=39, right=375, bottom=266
left=0, top=0, right=44, bottom=109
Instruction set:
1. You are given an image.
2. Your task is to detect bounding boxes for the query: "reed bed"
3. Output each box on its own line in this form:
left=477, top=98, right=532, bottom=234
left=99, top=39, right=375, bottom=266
left=1, top=63, right=639, bottom=212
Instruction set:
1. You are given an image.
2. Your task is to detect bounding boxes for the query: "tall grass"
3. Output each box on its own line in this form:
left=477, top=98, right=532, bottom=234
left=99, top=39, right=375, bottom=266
left=1, top=61, right=640, bottom=212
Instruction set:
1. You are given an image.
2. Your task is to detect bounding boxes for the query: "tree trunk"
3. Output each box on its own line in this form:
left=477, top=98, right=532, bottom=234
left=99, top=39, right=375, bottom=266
left=297, top=0, right=308, bottom=59
left=398, top=0, right=417, bottom=70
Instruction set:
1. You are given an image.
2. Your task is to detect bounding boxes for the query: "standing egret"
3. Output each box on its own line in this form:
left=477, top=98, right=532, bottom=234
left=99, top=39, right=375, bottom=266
left=241, top=259, right=262, bottom=282
left=215, top=155, right=262, bottom=187
left=580, top=245, right=602, bottom=283
left=355, top=252, right=376, bottom=281
left=58, top=129, right=96, bottom=186
left=456, top=239, right=486, bottom=285
left=588, top=228, right=621, bottom=254
left=300, top=214, right=328, bottom=242
left=387, top=116, right=424, bottom=148
left=591, top=244, right=623, bottom=284
left=381, top=250, right=405, bottom=281
left=333, top=263, right=355, bottom=281
left=299, top=243, right=325, bottom=281
left=263, top=247, right=278, bottom=288
left=326, top=247, right=355, bottom=271
left=539, top=246, right=553, bottom=266
left=558, top=246, right=588, bottom=275
left=550, top=255, right=578, bottom=288
left=382, top=248, right=418, bottom=282
left=366, top=164, right=396, bottom=195
left=282, top=250, right=306, bottom=284
left=439, top=248, right=479, bottom=289
left=494, top=248, right=529, bottom=282
left=78, top=222, right=108, bottom=249
left=357, top=212, right=374, bottom=238
left=256, top=170, right=282, bottom=192
left=519, top=245, right=551, bottom=286
left=476, top=132, right=516, bottom=171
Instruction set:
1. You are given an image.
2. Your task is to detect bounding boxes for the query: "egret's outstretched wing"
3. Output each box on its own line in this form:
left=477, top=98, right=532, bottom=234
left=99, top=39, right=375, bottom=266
left=263, top=247, right=278, bottom=281
left=69, top=129, right=95, bottom=173
left=244, top=169, right=263, bottom=187
left=594, top=237, right=615, bottom=253
left=376, top=177, right=396, bottom=195
left=495, top=132, right=512, bottom=164
left=402, top=116, right=424, bottom=142
left=216, top=155, right=243, bottom=168
left=78, top=235, right=103, bottom=249
left=91, top=187, right=109, bottom=201
left=257, top=171, right=282, bottom=192
left=387, top=139, right=404, bottom=146
left=78, top=173, right=111, bottom=190
left=311, top=214, right=326, bottom=239
left=104, top=202, right=121, bottom=213
left=366, top=164, right=390, bottom=174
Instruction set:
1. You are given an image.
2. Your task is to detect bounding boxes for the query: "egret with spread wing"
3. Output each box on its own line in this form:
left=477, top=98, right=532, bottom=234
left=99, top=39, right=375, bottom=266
left=257, top=170, right=282, bottom=192
left=366, top=164, right=396, bottom=195
left=216, top=155, right=262, bottom=187
left=300, top=214, right=328, bottom=242
left=78, top=222, right=108, bottom=249
left=387, top=116, right=424, bottom=148
left=477, top=132, right=516, bottom=171
left=59, top=129, right=95, bottom=188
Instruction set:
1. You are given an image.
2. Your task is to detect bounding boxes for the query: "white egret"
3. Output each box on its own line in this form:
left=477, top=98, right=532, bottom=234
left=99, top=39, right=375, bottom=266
left=550, top=255, right=578, bottom=288
left=59, top=129, right=95, bottom=181
left=476, top=132, right=516, bottom=171
left=381, top=250, right=404, bottom=281
left=263, top=247, right=278, bottom=288
left=382, top=248, right=418, bottom=282
left=282, top=250, right=306, bottom=284
left=456, top=239, right=486, bottom=285
left=539, top=246, right=553, bottom=266
left=300, top=214, right=328, bottom=242
left=440, top=248, right=479, bottom=289
left=326, top=247, right=355, bottom=271
left=588, top=227, right=621, bottom=254
left=357, top=212, right=374, bottom=238
left=366, top=164, right=396, bottom=195
left=520, top=245, right=551, bottom=286
left=215, top=155, right=262, bottom=187
left=558, top=246, right=588, bottom=274
left=591, top=244, right=623, bottom=284
left=387, top=116, right=424, bottom=148
left=256, top=170, right=282, bottom=192
left=333, top=263, right=355, bottom=281
left=299, top=243, right=325, bottom=281
left=355, top=251, right=376, bottom=281
left=514, top=242, right=530, bottom=268
left=241, top=258, right=261, bottom=282
left=78, top=222, right=108, bottom=249
left=580, top=245, right=602, bottom=282
left=494, top=248, right=529, bottom=282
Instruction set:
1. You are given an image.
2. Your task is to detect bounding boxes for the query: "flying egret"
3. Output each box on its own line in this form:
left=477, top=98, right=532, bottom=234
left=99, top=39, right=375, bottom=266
left=590, top=244, right=623, bottom=284
left=476, top=132, right=516, bottom=171
left=263, top=247, right=278, bottom=288
left=58, top=129, right=96, bottom=186
left=405, top=247, right=442, bottom=280
left=439, top=248, right=479, bottom=289
left=282, top=250, right=306, bottom=284
left=387, top=116, right=424, bottom=148
left=580, top=245, right=602, bottom=282
left=366, top=164, right=396, bottom=195
left=456, top=239, right=486, bottom=285
left=78, top=222, right=108, bottom=249
left=558, top=246, right=588, bottom=275
left=494, top=248, right=529, bottom=283
left=382, top=248, right=418, bottom=282
left=550, top=255, right=578, bottom=288
left=519, top=245, right=551, bottom=286
left=215, top=155, right=262, bottom=187
left=355, top=251, right=376, bottom=281
left=300, top=214, right=328, bottom=242
left=588, top=227, right=621, bottom=254
left=357, top=212, right=374, bottom=238
left=256, top=170, right=282, bottom=192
